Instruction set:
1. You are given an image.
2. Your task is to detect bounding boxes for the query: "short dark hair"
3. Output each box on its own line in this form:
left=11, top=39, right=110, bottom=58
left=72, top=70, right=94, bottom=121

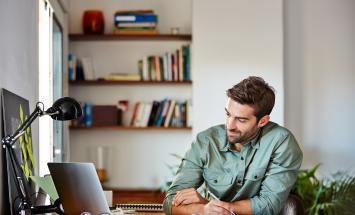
left=226, top=76, right=275, bottom=121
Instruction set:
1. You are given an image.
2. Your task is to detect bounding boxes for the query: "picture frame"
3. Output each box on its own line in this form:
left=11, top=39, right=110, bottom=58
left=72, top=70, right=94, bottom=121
left=1, top=88, right=35, bottom=215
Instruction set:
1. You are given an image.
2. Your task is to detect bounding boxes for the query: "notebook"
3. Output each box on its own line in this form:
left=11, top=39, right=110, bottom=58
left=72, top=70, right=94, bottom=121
left=48, top=162, right=111, bottom=215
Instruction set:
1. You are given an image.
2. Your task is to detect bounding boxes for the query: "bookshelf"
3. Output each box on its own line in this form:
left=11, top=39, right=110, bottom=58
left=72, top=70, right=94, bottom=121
left=69, top=35, right=193, bottom=130
left=69, top=33, right=192, bottom=41
left=69, top=80, right=192, bottom=86
left=68, top=0, right=193, bottom=189
left=70, top=125, right=192, bottom=130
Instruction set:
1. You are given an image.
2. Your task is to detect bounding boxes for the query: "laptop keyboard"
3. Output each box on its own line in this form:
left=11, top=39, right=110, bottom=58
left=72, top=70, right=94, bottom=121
left=111, top=203, right=163, bottom=212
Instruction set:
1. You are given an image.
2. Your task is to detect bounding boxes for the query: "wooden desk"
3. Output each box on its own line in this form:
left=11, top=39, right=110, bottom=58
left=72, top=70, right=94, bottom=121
left=104, top=188, right=165, bottom=204
left=105, top=188, right=166, bottom=214
left=135, top=212, right=164, bottom=215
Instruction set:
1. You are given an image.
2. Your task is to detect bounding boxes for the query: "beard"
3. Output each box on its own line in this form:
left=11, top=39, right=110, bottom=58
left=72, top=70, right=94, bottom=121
left=226, top=126, right=260, bottom=144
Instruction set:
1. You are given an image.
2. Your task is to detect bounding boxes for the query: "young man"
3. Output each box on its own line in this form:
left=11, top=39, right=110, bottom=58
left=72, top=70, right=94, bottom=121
left=163, top=76, right=303, bottom=215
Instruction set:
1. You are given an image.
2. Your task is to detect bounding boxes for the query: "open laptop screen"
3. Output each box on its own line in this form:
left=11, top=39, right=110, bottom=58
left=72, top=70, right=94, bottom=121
left=48, top=162, right=110, bottom=215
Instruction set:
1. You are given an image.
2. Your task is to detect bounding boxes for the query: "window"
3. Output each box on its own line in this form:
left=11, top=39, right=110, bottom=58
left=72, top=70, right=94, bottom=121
left=38, top=0, right=63, bottom=175
left=52, top=17, right=64, bottom=162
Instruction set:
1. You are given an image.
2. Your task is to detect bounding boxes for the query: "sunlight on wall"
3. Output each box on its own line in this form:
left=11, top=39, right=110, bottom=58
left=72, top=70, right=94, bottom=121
left=38, top=0, right=53, bottom=176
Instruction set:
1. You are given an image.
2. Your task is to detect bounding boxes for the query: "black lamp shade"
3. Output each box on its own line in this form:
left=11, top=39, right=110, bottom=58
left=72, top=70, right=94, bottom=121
left=47, top=97, right=82, bottom=121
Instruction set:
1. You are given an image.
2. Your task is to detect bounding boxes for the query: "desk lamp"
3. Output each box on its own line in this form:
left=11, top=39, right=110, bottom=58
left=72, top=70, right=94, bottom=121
left=2, top=97, right=82, bottom=214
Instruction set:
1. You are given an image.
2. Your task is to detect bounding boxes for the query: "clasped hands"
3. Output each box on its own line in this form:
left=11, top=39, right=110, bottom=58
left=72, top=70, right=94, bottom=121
left=172, top=188, right=235, bottom=215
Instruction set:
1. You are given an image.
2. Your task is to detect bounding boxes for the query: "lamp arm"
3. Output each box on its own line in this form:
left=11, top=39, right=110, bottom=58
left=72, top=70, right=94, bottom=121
left=1, top=102, right=44, bottom=212
left=2, top=103, right=44, bottom=148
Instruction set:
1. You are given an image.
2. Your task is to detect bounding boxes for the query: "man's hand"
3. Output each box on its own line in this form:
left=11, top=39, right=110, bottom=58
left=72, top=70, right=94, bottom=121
left=203, top=200, right=235, bottom=215
left=172, top=188, right=208, bottom=206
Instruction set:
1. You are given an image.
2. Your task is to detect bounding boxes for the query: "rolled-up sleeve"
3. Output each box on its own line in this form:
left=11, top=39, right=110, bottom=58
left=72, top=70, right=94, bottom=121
left=250, top=133, right=303, bottom=215
left=163, top=134, right=207, bottom=215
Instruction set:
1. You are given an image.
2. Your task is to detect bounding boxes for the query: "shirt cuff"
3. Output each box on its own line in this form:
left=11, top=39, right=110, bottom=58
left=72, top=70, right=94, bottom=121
left=163, top=194, right=174, bottom=215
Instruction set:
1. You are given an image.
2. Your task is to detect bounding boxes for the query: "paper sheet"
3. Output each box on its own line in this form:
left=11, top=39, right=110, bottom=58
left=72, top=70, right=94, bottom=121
left=30, top=175, right=59, bottom=200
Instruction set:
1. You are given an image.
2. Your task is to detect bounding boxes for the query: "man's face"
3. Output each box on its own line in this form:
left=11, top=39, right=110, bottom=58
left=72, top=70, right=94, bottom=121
left=225, top=98, right=260, bottom=144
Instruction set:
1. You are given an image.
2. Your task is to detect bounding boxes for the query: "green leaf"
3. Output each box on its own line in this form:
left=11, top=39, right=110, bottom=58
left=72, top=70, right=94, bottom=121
left=19, top=104, right=24, bottom=122
left=293, top=165, right=355, bottom=215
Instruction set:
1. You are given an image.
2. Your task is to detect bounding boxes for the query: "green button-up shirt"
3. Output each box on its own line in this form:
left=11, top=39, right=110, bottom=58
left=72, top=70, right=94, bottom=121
left=163, top=122, right=303, bottom=215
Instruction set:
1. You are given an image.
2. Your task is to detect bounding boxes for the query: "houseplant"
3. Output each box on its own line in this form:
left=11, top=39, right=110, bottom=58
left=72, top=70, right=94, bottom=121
left=291, top=164, right=355, bottom=215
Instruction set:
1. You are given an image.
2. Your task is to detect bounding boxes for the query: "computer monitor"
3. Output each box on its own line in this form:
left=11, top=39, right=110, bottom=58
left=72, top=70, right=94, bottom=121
left=48, top=162, right=110, bottom=215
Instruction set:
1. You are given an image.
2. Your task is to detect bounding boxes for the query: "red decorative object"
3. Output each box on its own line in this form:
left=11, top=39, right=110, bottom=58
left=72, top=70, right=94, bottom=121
left=82, top=10, right=105, bottom=34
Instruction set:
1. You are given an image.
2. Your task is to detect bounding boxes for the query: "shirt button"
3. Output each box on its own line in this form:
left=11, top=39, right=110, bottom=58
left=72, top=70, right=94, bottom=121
left=214, top=179, right=218, bottom=183
left=254, top=175, right=258, bottom=179
left=226, top=168, right=231, bottom=173
left=237, top=179, right=242, bottom=183
left=241, top=157, right=244, bottom=160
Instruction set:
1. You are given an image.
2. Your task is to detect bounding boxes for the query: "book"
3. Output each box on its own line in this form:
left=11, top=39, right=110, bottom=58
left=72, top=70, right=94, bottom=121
left=153, top=99, right=166, bottom=126
left=142, top=57, right=149, bottom=81
left=133, top=102, right=145, bottom=127
left=130, top=102, right=140, bottom=126
left=172, top=51, right=178, bottom=81
left=147, top=101, right=160, bottom=126
left=164, top=100, right=176, bottom=127
left=184, top=45, right=191, bottom=81
left=171, top=103, right=180, bottom=127
left=167, top=52, right=172, bottom=81
left=163, top=53, right=168, bottom=81
left=115, top=22, right=157, bottom=28
left=179, top=46, right=184, bottom=81
left=81, top=57, right=95, bottom=80
left=114, top=10, right=154, bottom=15
left=154, top=56, right=161, bottom=81
left=113, top=29, right=158, bottom=35
left=157, top=100, right=170, bottom=126
left=141, top=102, right=152, bottom=127
left=148, top=56, right=156, bottom=80
left=114, top=14, right=158, bottom=23
left=104, top=73, right=141, bottom=81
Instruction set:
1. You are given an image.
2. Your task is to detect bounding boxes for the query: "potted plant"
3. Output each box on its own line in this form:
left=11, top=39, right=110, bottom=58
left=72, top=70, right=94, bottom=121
left=291, top=164, right=355, bottom=215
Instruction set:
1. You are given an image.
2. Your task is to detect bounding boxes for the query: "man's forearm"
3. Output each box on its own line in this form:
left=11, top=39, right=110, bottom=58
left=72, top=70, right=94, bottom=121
left=230, top=199, right=253, bottom=215
left=171, top=199, right=253, bottom=215
left=172, top=203, right=205, bottom=215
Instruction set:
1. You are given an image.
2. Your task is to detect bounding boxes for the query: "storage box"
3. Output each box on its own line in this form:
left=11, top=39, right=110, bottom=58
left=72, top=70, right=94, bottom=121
left=92, top=105, right=121, bottom=126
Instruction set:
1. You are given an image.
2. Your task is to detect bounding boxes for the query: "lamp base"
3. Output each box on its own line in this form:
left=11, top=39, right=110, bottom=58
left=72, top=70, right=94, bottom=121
left=30, top=199, right=64, bottom=214
left=96, top=169, right=106, bottom=184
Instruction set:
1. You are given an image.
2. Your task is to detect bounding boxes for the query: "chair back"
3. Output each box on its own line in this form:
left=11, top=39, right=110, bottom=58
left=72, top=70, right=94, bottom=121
left=280, top=194, right=305, bottom=215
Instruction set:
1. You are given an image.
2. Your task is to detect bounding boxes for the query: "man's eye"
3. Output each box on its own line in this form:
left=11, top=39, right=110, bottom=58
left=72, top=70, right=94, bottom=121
left=226, top=112, right=230, bottom=117
left=238, top=119, right=247, bottom=123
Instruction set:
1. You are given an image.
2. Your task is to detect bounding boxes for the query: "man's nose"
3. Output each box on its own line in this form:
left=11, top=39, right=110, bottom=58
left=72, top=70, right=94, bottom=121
left=227, top=118, right=237, bottom=130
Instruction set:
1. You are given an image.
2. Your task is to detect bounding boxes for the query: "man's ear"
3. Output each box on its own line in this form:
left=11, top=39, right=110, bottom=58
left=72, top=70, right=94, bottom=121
left=257, top=115, right=270, bottom=128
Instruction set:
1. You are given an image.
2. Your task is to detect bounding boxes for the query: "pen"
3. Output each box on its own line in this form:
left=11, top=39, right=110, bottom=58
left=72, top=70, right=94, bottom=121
left=207, top=190, right=219, bottom=200
left=207, top=190, right=236, bottom=215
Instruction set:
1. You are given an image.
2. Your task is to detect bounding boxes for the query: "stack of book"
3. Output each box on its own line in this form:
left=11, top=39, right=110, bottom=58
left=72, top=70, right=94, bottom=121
left=130, top=99, right=191, bottom=128
left=104, top=73, right=141, bottom=81
left=114, top=10, right=158, bottom=35
left=68, top=53, right=95, bottom=81
left=138, top=45, right=191, bottom=82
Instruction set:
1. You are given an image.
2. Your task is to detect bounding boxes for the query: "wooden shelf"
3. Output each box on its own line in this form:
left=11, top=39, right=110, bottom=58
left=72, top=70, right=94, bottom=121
left=69, top=80, right=192, bottom=86
left=70, top=125, right=192, bottom=131
left=69, top=34, right=192, bottom=41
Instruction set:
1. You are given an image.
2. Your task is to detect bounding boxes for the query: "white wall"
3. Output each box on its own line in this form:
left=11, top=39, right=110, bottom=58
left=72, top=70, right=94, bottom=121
left=0, top=0, right=39, bottom=212
left=284, top=0, right=355, bottom=174
left=192, top=0, right=284, bottom=134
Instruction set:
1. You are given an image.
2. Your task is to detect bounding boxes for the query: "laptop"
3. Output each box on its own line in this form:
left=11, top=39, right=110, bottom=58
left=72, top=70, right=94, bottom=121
left=48, top=162, right=111, bottom=215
